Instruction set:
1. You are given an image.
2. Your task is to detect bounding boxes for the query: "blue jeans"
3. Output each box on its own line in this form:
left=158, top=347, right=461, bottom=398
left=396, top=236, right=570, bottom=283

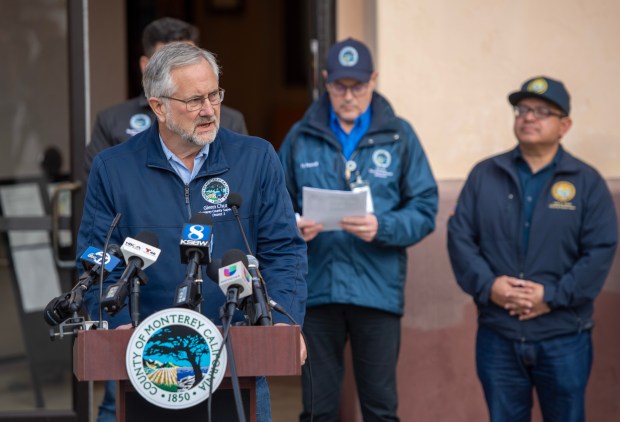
left=255, top=376, right=272, bottom=422
left=476, top=325, right=592, bottom=422
left=97, top=377, right=271, bottom=421
left=97, top=380, right=115, bottom=422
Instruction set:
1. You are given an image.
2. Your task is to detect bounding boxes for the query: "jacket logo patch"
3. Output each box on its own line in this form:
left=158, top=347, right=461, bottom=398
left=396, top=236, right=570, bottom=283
left=549, top=181, right=576, bottom=210
left=369, top=149, right=393, bottom=179
left=372, top=149, right=391, bottom=168
left=126, top=113, right=152, bottom=137
left=201, top=178, right=230, bottom=205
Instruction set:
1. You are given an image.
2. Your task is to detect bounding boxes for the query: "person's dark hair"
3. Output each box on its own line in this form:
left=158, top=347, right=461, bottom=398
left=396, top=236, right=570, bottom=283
left=141, top=17, right=200, bottom=58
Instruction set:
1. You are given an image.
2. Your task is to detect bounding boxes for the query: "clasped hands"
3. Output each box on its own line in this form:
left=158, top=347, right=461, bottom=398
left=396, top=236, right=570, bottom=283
left=490, top=276, right=551, bottom=321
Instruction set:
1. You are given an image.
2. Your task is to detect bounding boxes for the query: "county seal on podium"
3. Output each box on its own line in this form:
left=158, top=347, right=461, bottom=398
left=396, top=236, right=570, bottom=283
left=125, top=308, right=227, bottom=409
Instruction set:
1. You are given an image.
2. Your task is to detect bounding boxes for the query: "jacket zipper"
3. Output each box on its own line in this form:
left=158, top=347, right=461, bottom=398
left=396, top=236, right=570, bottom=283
left=184, top=184, right=192, bottom=219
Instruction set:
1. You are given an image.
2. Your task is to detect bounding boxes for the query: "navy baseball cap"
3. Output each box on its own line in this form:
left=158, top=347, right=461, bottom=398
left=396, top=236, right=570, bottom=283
left=326, top=38, right=374, bottom=83
left=508, top=76, right=571, bottom=115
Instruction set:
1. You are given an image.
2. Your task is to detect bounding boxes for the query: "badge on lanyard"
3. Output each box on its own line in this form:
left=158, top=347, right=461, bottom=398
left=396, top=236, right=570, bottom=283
left=349, top=171, right=374, bottom=213
left=345, top=160, right=357, bottom=182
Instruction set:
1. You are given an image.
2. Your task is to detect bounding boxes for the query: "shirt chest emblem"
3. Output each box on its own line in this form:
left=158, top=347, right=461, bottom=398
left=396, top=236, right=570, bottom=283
left=548, top=181, right=576, bottom=211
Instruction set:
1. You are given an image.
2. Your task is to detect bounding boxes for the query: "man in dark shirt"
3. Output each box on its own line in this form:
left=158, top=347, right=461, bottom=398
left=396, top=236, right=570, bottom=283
left=448, top=76, right=618, bottom=422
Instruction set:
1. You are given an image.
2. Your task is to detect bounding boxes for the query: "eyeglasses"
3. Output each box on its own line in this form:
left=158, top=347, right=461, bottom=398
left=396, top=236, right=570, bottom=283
left=328, top=82, right=369, bottom=97
left=514, top=105, right=566, bottom=119
left=161, top=88, right=225, bottom=111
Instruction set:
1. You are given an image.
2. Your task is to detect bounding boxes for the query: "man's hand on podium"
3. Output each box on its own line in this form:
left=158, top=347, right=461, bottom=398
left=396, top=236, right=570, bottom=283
left=275, top=323, right=307, bottom=365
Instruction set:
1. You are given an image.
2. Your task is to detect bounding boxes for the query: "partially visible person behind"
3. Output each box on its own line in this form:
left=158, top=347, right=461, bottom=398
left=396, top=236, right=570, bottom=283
left=81, top=42, right=305, bottom=422
left=448, top=76, right=618, bottom=422
left=279, top=38, right=438, bottom=421
left=84, top=17, right=247, bottom=177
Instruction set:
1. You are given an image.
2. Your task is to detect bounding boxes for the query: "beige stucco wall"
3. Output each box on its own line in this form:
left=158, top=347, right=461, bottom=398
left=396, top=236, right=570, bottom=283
left=338, top=0, right=620, bottom=179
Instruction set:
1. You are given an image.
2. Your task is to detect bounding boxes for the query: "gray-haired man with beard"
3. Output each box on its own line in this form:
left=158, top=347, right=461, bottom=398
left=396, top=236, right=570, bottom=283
left=84, top=17, right=247, bottom=179
left=79, top=42, right=307, bottom=422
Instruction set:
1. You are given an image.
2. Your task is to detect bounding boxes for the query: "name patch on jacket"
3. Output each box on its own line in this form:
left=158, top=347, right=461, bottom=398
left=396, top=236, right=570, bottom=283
left=549, top=181, right=576, bottom=211
left=300, top=161, right=319, bottom=169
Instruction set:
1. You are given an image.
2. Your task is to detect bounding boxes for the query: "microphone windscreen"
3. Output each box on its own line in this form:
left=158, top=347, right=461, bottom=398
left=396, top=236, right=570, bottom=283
left=247, top=255, right=259, bottom=268
left=206, top=258, right=222, bottom=281
left=222, top=249, right=249, bottom=267
left=135, top=231, right=159, bottom=248
left=189, top=213, right=213, bottom=225
left=227, top=192, right=242, bottom=209
left=43, top=293, right=73, bottom=326
left=107, top=244, right=124, bottom=260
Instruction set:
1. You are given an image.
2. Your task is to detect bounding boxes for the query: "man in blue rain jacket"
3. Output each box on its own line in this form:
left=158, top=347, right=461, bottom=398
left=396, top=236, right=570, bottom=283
left=279, top=38, right=437, bottom=421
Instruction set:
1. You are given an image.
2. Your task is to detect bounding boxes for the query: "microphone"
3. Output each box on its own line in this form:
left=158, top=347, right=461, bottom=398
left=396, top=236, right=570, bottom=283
left=180, top=213, right=213, bottom=264
left=97, top=212, right=122, bottom=329
left=80, top=245, right=123, bottom=282
left=207, top=257, right=222, bottom=283
left=246, top=255, right=272, bottom=326
left=101, top=231, right=160, bottom=319
left=226, top=192, right=274, bottom=326
left=227, top=192, right=253, bottom=255
left=218, top=249, right=252, bottom=325
left=44, top=245, right=123, bottom=326
left=218, top=249, right=253, bottom=308
left=173, top=214, right=214, bottom=309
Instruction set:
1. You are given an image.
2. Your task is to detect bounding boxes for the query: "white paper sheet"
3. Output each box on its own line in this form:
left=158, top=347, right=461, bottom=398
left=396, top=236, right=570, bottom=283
left=302, top=187, right=368, bottom=231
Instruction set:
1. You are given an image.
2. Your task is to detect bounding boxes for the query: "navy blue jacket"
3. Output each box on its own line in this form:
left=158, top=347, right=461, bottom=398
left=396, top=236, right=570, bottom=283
left=279, top=92, right=437, bottom=315
left=448, top=147, right=617, bottom=341
left=79, top=123, right=307, bottom=327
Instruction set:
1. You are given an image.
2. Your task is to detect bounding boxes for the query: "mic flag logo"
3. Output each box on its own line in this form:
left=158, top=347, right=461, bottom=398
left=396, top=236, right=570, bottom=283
left=224, top=264, right=237, bottom=277
left=180, top=224, right=212, bottom=247
left=81, top=246, right=121, bottom=272
left=125, top=308, right=226, bottom=409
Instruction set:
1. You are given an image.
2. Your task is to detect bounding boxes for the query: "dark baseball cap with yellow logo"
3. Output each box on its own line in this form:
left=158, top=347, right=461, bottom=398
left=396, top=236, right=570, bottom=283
left=508, top=76, right=571, bottom=116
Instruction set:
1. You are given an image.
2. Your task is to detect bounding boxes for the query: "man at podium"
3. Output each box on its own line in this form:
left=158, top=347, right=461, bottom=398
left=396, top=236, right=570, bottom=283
left=76, top=42, right=308, bottom=422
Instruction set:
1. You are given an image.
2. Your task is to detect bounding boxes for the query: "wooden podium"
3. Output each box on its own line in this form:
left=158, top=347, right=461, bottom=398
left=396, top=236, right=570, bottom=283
left=74, top=325, right=301, bottom=422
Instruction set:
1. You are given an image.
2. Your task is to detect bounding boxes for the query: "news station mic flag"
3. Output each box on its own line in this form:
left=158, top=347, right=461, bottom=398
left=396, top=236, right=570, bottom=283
left=44, top=245, right=123, bottom=326
left=174, top=213, right=214, bottom=309
left=101, top=231, right=160, bottom=317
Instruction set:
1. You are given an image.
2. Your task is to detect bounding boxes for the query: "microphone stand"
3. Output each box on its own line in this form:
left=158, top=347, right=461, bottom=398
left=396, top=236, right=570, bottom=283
left=186, top=253, right=203, bottom=313
left=246, top=257, right=272, bottom=326
left=49, top=273, right=104, bottom=340
left=49, top=290, right=88, bottom=340
left=129, top=270, right=148, bottom=327
left=209, top=290, right=246, bottom=422
left=98, top=212, right=122, bottom=329
left=230, top=204, right=253, bottom=255
left=194, top=276, right=203, bottom=314
left=229, top=204, right=272, bottom=326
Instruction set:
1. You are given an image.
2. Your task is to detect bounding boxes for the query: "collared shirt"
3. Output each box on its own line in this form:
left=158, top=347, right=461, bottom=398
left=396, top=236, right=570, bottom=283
left=515, top=147, right=562, bottom=254
left=159, top=135, right=210, bottom=185
left=328, top=105, right=372, bottom=160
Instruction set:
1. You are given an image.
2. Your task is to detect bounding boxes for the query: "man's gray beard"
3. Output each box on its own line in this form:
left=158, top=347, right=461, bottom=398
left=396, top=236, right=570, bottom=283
left=165, top=113, right=218, bottom=146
